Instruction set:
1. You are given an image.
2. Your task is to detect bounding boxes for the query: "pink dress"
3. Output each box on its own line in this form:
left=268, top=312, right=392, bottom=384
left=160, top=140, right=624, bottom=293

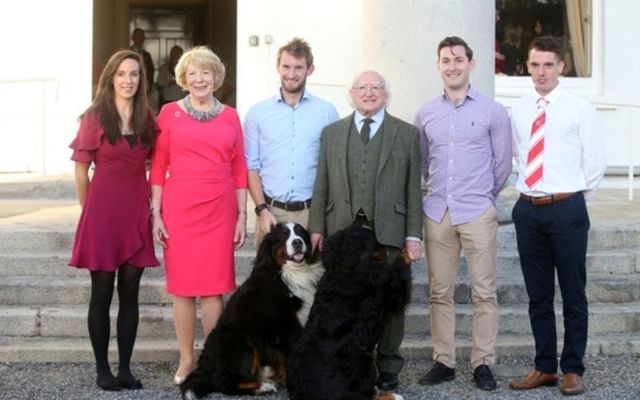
left=69, top=113, right=160, bottom=271
left=150, top=102, right=247, bottom=296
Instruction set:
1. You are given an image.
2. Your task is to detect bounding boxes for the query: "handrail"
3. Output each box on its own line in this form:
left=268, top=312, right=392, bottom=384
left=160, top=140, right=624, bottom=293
left=497, top=94, right=639, bottom=201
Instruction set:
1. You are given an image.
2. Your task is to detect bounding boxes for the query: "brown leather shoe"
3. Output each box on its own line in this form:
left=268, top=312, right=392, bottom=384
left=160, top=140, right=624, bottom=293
left=561, top=373, right=584, bottom=395
left=509, top=370, right=557, bottom=390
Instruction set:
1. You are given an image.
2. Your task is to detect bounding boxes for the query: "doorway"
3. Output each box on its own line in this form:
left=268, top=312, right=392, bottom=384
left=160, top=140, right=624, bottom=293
left=93, top=0, right=237, bottom=106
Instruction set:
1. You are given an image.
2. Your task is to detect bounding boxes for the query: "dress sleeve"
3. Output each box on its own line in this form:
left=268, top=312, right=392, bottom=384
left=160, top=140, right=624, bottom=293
left=149, top=106, right=170, bottom=186
left=69, top=113, right=103, bottom=163
left=229, top=108, right=248, bottom=189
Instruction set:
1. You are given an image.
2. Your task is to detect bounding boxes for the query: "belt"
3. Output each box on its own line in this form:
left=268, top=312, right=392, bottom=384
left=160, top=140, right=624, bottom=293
left=519, top=192, right=576, bottom=206
left=264, top=194, right=311, bottom=212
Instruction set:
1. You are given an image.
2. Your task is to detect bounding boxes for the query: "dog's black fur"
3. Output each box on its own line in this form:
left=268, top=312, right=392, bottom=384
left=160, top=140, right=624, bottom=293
left=180, top=223, right=323, bottom=399
left=286, top=224, right=412, bottom=400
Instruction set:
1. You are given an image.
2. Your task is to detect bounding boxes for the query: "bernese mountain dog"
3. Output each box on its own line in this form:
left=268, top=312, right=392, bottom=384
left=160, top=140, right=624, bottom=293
left=287, top=224, right=412, bottom=400
left=180, top=222, right=324, bottom=399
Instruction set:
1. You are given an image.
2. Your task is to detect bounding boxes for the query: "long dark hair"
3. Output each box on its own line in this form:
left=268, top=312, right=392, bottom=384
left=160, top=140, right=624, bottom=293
left=82, top=50, right=157, bottom=147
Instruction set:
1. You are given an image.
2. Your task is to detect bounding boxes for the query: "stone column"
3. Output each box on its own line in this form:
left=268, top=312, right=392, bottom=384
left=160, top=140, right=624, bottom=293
left=361, top=0, right=495, bottom=122
left=361, top=0, right=514, bottom=222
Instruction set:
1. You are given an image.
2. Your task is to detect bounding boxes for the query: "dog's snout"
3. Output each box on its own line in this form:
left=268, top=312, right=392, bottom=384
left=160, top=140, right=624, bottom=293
left=292, top=238, right=303, bottom=250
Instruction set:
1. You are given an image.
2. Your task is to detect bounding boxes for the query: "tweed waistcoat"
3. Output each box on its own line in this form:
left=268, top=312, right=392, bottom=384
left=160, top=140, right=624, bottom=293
left=347, top=121, right=384, bottom=220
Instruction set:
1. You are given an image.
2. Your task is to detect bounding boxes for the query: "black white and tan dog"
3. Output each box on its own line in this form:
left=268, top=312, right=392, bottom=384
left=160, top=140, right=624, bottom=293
left=180, top=222, right=324, bottom=399
left=287, top=224, right=412, bottom=400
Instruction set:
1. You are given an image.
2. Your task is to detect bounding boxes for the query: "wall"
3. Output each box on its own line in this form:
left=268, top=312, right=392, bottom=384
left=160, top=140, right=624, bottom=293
left=236, top=0, right=363, bottom=119
left=0, top=1, right=92, bottom=174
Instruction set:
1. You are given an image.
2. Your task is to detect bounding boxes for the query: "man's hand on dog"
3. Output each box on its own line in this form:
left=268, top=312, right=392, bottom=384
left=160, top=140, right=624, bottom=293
left=404, top=239, right=422, bottom=262
left=311, top=233, right=324, bottom=253
left=259, top=209, right=278, bottom=235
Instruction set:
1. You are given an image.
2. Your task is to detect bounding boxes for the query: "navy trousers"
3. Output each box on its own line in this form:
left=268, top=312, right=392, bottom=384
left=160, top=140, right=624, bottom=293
left=512, top=192, right=589, bottom=376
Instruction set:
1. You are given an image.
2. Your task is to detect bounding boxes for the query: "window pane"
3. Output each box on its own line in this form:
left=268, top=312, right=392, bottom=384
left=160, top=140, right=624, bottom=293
left=496, top=0, right=592, bottom=77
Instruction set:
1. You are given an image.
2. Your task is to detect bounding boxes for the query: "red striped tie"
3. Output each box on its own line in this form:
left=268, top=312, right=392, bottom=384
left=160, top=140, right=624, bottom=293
left=524, top=98, right=547, bottom=189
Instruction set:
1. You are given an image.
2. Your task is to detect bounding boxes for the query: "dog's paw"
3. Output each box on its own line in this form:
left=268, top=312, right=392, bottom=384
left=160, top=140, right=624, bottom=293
left=183, top=389, right=198, bottom=400
left=254, top=382, right=277, bottom=394
left=373, top=392, right=404, bottom=400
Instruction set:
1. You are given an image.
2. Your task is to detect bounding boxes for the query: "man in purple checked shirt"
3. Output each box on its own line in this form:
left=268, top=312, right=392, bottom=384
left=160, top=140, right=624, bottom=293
left=414, top=36, right=512, bottom=391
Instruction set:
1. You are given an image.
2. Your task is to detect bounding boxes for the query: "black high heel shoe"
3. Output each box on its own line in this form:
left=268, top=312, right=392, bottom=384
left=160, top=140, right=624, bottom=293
left=96, top=375, right=123, bottom=391
left=116, top=372, right=143, bottom=390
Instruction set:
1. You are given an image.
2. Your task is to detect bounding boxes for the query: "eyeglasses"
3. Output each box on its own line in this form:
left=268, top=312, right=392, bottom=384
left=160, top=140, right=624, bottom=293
left=351, top=85, right=385, bottom=93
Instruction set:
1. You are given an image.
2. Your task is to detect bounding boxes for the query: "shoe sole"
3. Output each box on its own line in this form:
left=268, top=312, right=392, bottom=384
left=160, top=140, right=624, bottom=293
left=509, top=382, right=557, bottom=390
left=419, top=375, right=455, bottom=386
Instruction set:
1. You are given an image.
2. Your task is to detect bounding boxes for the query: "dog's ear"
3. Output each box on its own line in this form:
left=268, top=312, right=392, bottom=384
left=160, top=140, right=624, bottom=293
left=255, top=224, right=285, bottom=269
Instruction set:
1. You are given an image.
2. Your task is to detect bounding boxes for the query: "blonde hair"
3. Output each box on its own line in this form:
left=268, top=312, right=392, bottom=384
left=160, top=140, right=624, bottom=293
left=175, top=46, right=226, bottom=92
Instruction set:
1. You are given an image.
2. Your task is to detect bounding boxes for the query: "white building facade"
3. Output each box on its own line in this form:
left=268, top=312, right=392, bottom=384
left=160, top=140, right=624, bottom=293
left=0, top=0, right=637, bottom=178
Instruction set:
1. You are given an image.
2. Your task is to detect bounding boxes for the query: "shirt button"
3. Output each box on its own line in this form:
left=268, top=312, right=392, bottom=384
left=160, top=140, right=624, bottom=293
left=449, top=159, right=453, bottom=163
left=448, top=194, right=452, bottom=198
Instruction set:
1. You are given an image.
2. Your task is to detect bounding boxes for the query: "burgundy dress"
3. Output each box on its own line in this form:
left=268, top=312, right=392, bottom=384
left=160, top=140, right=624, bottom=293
left=69, top=113, right=159, bottom=271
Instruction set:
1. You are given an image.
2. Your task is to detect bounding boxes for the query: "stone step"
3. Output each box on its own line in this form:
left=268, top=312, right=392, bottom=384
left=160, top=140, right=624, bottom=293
left=400, top=332, right=640, bottom=361
left=0, top=250, right=258, bottom=278
left=495, top=224, right=640, bottom=251
left=411, top=273, right=640, bottom=305
left=2, top=224, right=639, bottom=253
left=2, top=273, right=640, bottom=306
left=0, top=179, right=76, bottom=199
left=1, top=332, right=638, bottom=363
left=404, top=302, right=640, bottom=336
left=2, top=302, right=639, bottom=338
left=1, top=248, right=638, bottom=279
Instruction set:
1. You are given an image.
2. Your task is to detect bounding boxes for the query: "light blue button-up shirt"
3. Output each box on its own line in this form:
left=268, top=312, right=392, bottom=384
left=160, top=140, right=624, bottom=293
left=244, top=89, right=339, bottom=202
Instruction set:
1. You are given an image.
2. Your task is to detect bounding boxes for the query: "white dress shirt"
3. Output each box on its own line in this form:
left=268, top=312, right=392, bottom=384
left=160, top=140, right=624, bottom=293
left=354, top=107, right=385, bottom=137
left=511, top=85, right=607, bottom=199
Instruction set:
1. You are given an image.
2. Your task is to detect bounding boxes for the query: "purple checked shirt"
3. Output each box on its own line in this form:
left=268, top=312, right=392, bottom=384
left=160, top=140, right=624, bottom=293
left=414, top=87, right=512, bottom=226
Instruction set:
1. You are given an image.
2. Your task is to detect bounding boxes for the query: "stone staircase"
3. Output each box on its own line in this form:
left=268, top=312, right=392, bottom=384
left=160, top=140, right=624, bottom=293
left=1, top=176, right=639, bottom=363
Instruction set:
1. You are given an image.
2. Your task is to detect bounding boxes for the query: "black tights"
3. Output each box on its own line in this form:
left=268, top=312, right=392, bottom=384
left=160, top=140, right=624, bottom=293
left=88, top=264, right=144, bottom=381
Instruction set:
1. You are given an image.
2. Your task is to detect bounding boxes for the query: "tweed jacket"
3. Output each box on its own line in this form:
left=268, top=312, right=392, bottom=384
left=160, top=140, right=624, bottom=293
left=308, top=111, right=423, bottom=248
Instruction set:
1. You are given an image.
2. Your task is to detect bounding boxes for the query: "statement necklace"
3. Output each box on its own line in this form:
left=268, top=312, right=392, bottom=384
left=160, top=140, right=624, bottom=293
left=183, top=95, right=223, bottom=122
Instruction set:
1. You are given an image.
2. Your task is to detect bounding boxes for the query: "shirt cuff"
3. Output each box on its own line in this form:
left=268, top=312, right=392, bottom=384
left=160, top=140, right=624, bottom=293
left=405, top=236, right=422, bottom=242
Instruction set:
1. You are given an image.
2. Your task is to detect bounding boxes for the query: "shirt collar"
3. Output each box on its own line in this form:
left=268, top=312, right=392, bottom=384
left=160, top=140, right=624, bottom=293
left=354, top=107, right=386, bottom=125
left=275, top=88, right=310, bottom=104
left=534, top=84, right=562, bottom=105
left=441, top=85, right=476, bottom=104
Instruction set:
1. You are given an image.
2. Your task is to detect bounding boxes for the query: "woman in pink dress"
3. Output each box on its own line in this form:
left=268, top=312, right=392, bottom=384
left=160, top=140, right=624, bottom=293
left=69, top=50, right=159, bottom=391
left=149, top=46, right=248, bottom=384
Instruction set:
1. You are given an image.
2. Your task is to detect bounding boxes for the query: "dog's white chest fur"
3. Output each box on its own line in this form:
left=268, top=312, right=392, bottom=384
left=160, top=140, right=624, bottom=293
left=281, top=261, right=324, bottom=326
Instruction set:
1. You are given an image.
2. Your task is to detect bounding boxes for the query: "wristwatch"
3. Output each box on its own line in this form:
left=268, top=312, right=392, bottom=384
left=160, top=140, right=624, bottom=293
left=254, top=203, right=269, bottom=216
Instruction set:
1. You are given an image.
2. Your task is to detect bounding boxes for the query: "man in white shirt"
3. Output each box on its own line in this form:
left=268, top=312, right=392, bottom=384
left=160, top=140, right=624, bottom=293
left=508, top=36, right=606, bottom=396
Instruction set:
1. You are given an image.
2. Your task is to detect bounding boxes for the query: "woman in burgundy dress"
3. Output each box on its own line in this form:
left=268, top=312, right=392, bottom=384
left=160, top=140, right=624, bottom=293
left=150, top=46, right=248, bottom=384
left=69, top=50, right=159, bottom=391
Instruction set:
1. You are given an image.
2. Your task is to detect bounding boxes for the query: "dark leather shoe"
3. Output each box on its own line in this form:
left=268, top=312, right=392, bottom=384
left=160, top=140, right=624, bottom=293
left=509, top=370, right=557, bottom=390
left=473, top=365, right=497, bottom=391
left=561, top=373, right=584, bottom=395
left=116, top=372, right=143, bottom=390
left=418, top=361, right=455, bottom=385
left=96, top=376, right=123, bottom=391
left=376, top=372, right=399, bottom=392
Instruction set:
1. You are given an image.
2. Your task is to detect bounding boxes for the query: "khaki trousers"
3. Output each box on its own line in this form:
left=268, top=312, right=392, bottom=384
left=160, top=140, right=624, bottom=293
left=424, top=206, right=498, bottom=368
left=254, top=208, right=310, bottom=249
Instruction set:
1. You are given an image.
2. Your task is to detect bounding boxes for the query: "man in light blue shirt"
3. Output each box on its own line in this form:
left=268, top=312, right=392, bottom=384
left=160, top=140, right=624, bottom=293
left=244, top=37, right=339, bottom=246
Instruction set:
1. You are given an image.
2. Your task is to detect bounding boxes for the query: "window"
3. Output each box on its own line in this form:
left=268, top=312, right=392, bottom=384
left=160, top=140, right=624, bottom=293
left=495, top=0, right=601, bottom=96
